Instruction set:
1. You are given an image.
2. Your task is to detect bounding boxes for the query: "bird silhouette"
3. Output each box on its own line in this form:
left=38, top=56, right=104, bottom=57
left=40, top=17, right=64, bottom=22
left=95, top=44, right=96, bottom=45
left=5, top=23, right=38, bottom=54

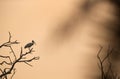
left=24, top=40, right=35, bottom=49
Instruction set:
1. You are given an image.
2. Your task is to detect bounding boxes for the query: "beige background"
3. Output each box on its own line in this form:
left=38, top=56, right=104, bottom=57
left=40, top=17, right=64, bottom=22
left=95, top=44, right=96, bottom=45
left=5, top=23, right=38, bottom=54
left=0, top=0, right=117, bottom=79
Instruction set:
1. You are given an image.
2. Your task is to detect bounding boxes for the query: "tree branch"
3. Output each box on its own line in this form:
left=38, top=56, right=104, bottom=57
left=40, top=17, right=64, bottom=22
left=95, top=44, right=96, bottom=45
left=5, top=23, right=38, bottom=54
left=97, top=45, right=119, bottom=79
left=0, top=55, right=12, bottom=65
left=0, top=47, right=39, bottom=78
left=97, top=46, right=105, bottom=79
left=0, top=32, right=39, bottom=79
left=9, top=46, right=17, bottom=61
left=0, top=32, right=19, bottom=48
left=10, top=69, right=16, bottom=79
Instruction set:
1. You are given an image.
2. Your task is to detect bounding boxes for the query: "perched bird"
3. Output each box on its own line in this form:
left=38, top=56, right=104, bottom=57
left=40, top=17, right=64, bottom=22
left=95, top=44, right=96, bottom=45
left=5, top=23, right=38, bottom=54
left=24, top=40, right=35, bottom=49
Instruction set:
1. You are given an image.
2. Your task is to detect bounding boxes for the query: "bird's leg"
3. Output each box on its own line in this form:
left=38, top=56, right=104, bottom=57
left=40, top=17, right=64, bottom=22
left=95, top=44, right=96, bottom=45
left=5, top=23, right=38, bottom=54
left=28, top=48, right=33, bottom=54
left=28, top=48, right=31, bottom=51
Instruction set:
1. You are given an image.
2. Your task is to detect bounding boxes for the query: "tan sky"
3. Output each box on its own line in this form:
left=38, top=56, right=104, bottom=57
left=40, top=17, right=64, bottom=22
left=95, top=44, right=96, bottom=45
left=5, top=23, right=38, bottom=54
left=0, top=0, right=116, bottom=79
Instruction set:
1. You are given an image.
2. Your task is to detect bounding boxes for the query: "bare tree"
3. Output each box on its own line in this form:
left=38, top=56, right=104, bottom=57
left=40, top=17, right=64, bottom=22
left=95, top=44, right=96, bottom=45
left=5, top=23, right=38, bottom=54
left=0, top=32, right=39, bottom=79
left=97, top=45, right=119, bottom=79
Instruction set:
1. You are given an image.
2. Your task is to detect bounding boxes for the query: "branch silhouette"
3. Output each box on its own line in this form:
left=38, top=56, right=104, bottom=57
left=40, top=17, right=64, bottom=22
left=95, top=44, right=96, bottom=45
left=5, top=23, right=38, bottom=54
left=97, top=45, right=119, bottom=79
left=0, top=32, right=39, bottom=79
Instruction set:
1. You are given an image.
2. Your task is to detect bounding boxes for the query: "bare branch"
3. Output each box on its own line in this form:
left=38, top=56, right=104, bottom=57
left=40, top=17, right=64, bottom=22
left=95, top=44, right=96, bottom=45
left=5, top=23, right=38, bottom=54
left=97, top=46, right=105, bottom=79
left=9, top=46, right=17, bottom=60
left=0, top=61, right=12, bottom=66
left=0, top=69, right=4, bottom=76
left=0, top=32, right=19, bottom=62
left=8, top=32, right=11, bottom=42
left=0, top=46, right=39, bottom=78
left=0, top=32, right=19, bottom=48
left=0, top=59, right=18, bottom=78
left=97, top=45, right=119, bottom=79
left=21, top=48, right=34, bottom=57
left=0, top=32, right=39, bottom=79
left=0, top=55, right=12, bottom=65
left=10, top=69, right=16, bottom=79
left=19, top=57, right=39, bottom=63
left=24, top=62, right=33, bottom=67
left=20, top=47, right=23, bottom=56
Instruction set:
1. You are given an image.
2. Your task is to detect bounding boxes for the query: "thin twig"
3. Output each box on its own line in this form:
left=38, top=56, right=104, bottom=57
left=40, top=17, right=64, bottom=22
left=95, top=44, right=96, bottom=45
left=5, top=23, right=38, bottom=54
left=0, top=55, right=12, bottom=65
left=10, top=69, right=16, bottom=79
left=0, top=32, right=19, bottom=48
left=97, top=46, right=105, bottom=79
left=9, top=46, right=17, bottom=60
left=8, top=32, right=11, bottom=42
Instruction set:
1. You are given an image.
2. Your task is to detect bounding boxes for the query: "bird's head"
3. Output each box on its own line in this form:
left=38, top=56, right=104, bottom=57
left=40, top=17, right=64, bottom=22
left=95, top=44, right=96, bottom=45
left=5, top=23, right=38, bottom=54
left=32, top=40, right=36, bottom=45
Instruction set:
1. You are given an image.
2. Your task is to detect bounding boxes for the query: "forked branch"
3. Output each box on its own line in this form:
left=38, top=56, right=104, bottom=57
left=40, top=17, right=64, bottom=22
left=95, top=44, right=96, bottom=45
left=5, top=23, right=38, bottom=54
left=0, top=32, right=39, bottom=79
left=97, top=45, right=119, bottom=79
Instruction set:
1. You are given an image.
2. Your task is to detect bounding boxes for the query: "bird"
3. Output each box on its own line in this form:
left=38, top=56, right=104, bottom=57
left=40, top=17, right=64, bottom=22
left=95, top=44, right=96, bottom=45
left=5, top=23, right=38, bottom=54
left=24, top=40, right=36, bottom=49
